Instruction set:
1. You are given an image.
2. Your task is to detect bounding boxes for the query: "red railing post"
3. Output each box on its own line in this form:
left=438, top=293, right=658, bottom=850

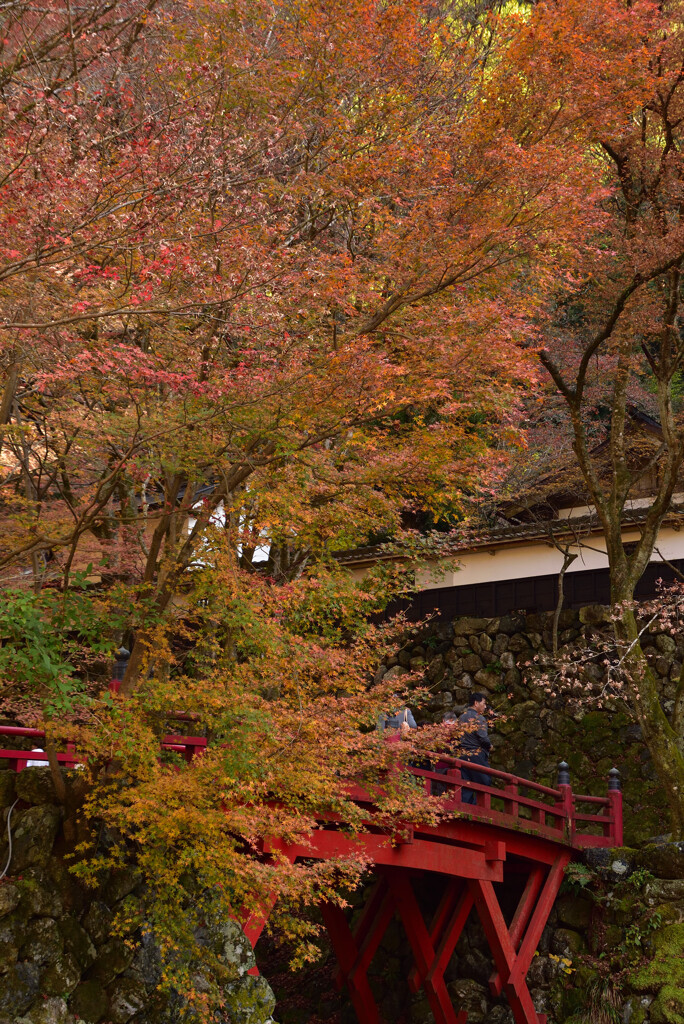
left=446, top=768, right=462, bottom=804
left=555, top=761, right=574, bottom=843
left=503, top=782, right=519, bottom=820
left=607, top=768, right=623, bottom=846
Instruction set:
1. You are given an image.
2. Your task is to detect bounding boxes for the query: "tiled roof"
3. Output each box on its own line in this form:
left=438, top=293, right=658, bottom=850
left=335, top=504, right=684, bottom=565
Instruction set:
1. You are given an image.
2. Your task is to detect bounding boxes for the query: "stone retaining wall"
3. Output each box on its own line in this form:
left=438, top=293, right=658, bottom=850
left=374, top=608, right=674, bottom=844
left=0, top=771, right=276, bottom=1024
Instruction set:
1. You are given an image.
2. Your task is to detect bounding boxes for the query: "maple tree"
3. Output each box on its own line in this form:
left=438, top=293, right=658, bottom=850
left=512, top=0, right=684, bottom=836
left=0, top=0, right=562, bottom=1002
left=5, top=0, right=684, bottom=1007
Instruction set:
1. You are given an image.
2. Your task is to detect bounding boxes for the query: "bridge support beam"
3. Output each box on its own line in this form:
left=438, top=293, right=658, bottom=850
left=322, top=854, right=570, bottom=1024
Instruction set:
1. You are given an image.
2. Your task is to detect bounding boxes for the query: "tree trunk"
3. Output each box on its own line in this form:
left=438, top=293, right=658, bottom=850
left=614, top=605, right=684, bottom=839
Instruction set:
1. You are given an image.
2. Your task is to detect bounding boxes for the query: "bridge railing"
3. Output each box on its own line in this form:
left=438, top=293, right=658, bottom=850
left=0, top=724, right=207, bottom=769
left=0, top=726, right=621, bottom=848
left=405, top=754, right=622, bottom=848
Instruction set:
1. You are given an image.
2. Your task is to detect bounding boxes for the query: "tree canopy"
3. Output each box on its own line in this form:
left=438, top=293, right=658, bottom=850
left=4, top=0, right=684, bottom=1009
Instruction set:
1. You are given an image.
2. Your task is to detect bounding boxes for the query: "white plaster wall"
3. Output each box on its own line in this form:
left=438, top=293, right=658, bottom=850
left=415, top=525, right=684, bottom=591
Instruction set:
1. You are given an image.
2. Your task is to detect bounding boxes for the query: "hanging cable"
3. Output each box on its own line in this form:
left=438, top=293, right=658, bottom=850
left=0, top=798, right=20, bottom=880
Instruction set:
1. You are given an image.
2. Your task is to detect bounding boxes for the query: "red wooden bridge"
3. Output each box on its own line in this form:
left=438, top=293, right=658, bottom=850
left=0, top=725, right=622, bottom=1024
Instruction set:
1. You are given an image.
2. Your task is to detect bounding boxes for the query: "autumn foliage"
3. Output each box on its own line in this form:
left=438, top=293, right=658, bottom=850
left=3, top=0, right=684, bottom=1009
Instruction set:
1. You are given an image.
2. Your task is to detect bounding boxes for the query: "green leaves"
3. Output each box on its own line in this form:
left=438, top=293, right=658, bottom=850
left=0, top=588, right=118, bottom=716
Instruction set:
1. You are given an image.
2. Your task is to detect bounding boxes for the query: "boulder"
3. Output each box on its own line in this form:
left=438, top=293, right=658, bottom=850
left=639, top=842, right=684, bottom=880
left=3, top=805, right=61, bottom=871
left=0, top=884, right=19, bottom=919
left=21, top=997, right=68, bottom=1024
left=69, top=980, right=109, bottom=1023
left=41, top=952, right=81, bottom=997
left=655, top=634, right=677, bottom=656
left=89, top=938, right=134, bottom=986
left=446, top=979, right=489, bottom=1023
left=222, top=975, right=277, bottom=1024
left=15, top=769, right=58, bottom=807
left=383, top=665, right=409, bottom=683
left=507, top=634, right=531, bottom=653
left=59, top=916, right=96, bottom=970
left=0, top=773, right=15, bottom=808
left=0, top=962, right=39, bottom=1016
left=473, top=669, right=500, bottom=692
left=103, top=869, right=142, bottom=907
left=644, top=879, right=684, bottom=907
left=19, top=917, right=64, bottom=967
left=579, top=604, right=611, bottom=625
left=107, top=976, right=147, bottom=1023
left=555, top=896, right=593, bottom=930
left=81, top=901, right=113, bottom=947
left=18, top=872, right=63, bottom=918
left=498, top=615, right=526, bottom=635
left=453, top=617, right=490, bottom=636
left=550, top=928, right=588, bottom=958
left=130, top=931, right=162, bottom=990
left=201, top=918, right=256, bottom=977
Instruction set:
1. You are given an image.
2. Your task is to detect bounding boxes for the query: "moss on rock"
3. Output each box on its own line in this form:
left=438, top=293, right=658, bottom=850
left=223, top=974, right=276, bottom=1023
left=89, top=938, right=134, bottom=986
left=69, top=979, right=110, bottom=1023
left=15, top=768, right=58, bottom=806
left=41, top=950, right=81, bottom=997
left=631, top=924, right=684, bottom=992
left=651, top=985, right=684, bottom=1024
left=58, top=915, right=96, bottom=970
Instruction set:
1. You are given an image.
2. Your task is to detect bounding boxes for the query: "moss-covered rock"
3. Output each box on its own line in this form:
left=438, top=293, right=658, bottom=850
left=19, top=916, right=64, bottom=967
left=0, top=882, right=19, bottom=919
left=549, top=928, right=588, bottom=959
left=41, top=952, right=81, bottom=996
left=631, top=923, right=684, bottom=992
left=0, top=962, right=40, bottom=1016
left=651, top=985, right=684, bottom=1024
left=445, top=978, right=489, bottom=1023
left=104, top=869, right=142, bottom=907
left=107, top=975, right=147, bottom=1023
left=15, top=768, right=58, bottom=806
left=17, top=869, right=63, bottom=918
left=58, top=916, right=96, bottom=970
left=69, top=979, right=109, bottom=1023
left=3, top=805, right=61, bottom=872
left=88, top=938, right=134, bottom=986
left=0, top=906, right=22, bottom=958
left=555, top=896, right=593, bottom=930
left=200, top=918, right=256, bottom=977
left=639, top=843, right=684, bottom=880
left=644, top=879, right=684, bottom=907
left=21, top=995, right=68, bottom=1024
left=222, top=974, right=277, bottom=1024
left=81, top=901, right=113, bottom=947
left=0, top=773, right=14, bottom=807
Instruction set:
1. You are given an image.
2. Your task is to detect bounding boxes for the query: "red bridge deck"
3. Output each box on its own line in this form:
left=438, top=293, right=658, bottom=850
left=0, top=727, right=621, bottom=1024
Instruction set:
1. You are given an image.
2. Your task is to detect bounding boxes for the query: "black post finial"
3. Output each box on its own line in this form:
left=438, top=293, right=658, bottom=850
left=557, top=761, right=571, bottom=786
left=608, top=767, right=621, bottom=791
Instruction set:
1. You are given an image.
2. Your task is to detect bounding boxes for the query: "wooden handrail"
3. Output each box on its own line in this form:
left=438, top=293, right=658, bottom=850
left=0, top=725, right=621, bottom=847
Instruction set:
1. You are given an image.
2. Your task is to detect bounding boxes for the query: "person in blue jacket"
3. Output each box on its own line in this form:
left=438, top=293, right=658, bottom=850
left=457, top=693, right=491, bottom=804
